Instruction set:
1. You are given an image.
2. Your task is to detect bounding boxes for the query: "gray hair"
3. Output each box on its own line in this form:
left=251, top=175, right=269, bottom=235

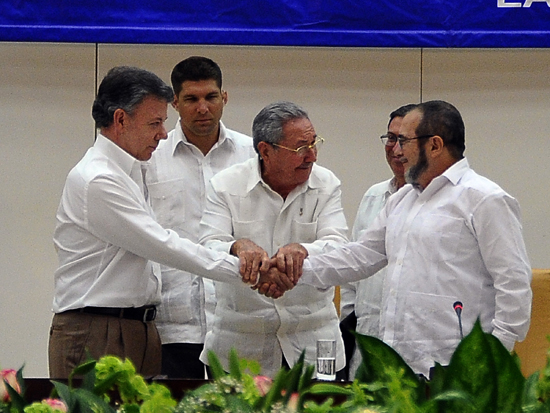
left=92, top=66, right=174, bottom=129
left=252, top=101, right=309, bottom=153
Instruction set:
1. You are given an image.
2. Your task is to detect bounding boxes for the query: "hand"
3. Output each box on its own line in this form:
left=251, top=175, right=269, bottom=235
left=253, top=265, right=295, bottom=298
left=231, top=238, right=270, bottom=284
left=272, top=243, right=308, bottom=284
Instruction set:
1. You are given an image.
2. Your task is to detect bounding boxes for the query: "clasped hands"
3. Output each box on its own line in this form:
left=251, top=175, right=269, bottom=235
left=231, top=238, right=308, bottom=298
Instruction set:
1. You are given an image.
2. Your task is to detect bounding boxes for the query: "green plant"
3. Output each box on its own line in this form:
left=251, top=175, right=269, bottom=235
left=5, top=320, right=550, bottom=412
left=175, top=348, right=316, bottom=413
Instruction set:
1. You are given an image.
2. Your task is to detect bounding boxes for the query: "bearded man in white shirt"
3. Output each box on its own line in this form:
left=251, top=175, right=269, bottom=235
left=146, top=56, right=255, bottom=379
left=266, top=100, right=532, bottom=378
left=199, top=101, right=349, bottom=378
left=48, top=67, right=291, bottom=379
left=339, top=103, right=415, bottom=380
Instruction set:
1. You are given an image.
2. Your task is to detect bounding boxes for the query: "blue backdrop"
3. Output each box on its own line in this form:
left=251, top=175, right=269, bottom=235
left=1, top=0, right=549, bottom=47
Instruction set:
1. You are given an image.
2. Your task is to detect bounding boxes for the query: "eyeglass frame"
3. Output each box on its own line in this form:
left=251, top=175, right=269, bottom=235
left=380, top=133, right=398, bottom=146
left=380, top=133, right=435, bottom=147
left=271, top=136, right=325, bottom=155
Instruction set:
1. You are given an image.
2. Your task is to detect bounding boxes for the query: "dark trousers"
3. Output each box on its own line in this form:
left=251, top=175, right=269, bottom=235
left=161, top=343, right=206, bottom=379
left=48, top=312, right=161, bottom=379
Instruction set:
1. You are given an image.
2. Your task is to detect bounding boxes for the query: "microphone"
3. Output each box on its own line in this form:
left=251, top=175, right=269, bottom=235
left=453, top=301, right=464, bottom=340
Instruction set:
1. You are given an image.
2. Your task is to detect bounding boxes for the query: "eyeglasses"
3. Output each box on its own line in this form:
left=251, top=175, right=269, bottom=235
left=396, top=134, right=435, bottom=146
left=272, top=136, right=324, bottom=156
left=380, top=133, right=398, bottom=146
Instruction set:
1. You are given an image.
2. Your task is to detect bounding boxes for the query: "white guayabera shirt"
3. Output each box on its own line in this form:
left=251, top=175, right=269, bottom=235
left=147, top=120, right=255, bottom=345
left=199, top=157, right=349, bottom=377
left=52, top=134, right=243, bottom=313
left=301, top=158, right=532, bottom=377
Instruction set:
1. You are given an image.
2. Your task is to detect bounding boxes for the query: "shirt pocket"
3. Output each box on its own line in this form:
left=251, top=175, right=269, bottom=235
left=290, top=220, right=318, bottom=243
left=147, top=180, right=186, bottom=228
left=403, top=291, right=459, bottom=342
left=419, top=213, right=466, bottom=263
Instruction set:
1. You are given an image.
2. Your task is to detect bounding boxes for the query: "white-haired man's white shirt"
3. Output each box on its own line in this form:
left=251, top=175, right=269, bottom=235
left=199, top=157, right=349, bottom=377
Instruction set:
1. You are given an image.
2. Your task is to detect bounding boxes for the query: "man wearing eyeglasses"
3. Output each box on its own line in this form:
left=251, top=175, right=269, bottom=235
left=198, top=101, right=348, bottom=377
left=273, top=100, right=532, bottom=378
left=339, top=103, right=415, bottom=380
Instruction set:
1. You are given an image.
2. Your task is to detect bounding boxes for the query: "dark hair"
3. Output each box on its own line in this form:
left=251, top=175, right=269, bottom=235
left=388, top=104, right=417, bottom=127
left=92, top=66, right=173, bottom=129
left=252, top=101, right=309, bottom=154
left=171, top=56, right=223, bottom=96
left=415, top=100, right=465, bottom=159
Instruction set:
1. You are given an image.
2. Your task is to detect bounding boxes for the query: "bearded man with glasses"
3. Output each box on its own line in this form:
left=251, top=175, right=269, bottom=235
left=282, top=100, right=532, bottom=378
left=198, top=101, right=348, bottom=378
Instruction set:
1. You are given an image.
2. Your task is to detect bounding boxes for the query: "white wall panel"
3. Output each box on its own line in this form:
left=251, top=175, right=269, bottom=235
left=0, top=43, right=96, bottom=376
left=422, top=49, right=550, bottom=269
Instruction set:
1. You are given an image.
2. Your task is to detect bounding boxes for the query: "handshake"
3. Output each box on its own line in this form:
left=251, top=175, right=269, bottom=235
left=231, top=238, right=308, bottom=299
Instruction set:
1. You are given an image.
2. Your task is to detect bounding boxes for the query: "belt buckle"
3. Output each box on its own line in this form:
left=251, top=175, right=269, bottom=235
left=142, top=307, right=156, bottom=322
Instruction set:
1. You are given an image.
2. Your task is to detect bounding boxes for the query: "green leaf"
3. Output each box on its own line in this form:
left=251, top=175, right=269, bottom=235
left=92, top=370, right=125, bottom=398
left=282, top=351, right=305, bottom=404
left=261, top=367, right=288, bottom=409
left=442, top=320, right=497, bottom=413
left=206, top=350, right=227, bottom=380
left=228, top=348, right=242, bottom=381
left=3, top=381, right=26, bottom=413
left=485, top=334, right=524, bottom=413
left=427, top=362, right=446, bottom=400
left=299, top=364, right=316, bottom=392
left=226, top=394, right=255, bottom=412
left=523, top=372, right=543, bottom=412
left=71, top=388, right=117, bottom=413
left=353, top=331, right=425, bottom=404
left=308, top=383, right=355, bottom=396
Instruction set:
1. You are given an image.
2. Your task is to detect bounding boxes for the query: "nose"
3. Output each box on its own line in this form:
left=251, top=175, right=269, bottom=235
left=304, top=146, right=317, bottom=162
left=157, top=124, right=168, bottom=141
left=197, top=99, right=209, bottom=113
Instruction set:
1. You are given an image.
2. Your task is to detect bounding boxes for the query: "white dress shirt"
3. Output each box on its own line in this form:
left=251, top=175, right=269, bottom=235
left=339, top=178, right=397, bottom=377
left=301, top=158, right=532, bottom=376
left=199, top=157, right=349, bottom=377
left=52, top=134, right=243, bottom=313
left=147, top=120, right=255, bottom=344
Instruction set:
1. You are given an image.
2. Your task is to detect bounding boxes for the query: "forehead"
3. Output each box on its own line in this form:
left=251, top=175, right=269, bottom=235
left=281, top=117, right=315, bottom=143
left=179, top=79, right=220, bottom=96
left=388, top=116, right=403, bottom=134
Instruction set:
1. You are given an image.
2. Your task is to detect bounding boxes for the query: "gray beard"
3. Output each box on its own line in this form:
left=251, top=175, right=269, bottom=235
left=405, top=145, right=428, bottom=186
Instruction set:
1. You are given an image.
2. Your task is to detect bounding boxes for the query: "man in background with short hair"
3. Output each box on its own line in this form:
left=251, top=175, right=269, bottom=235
left=147, top=56, right=255, bottom=378
left=339, top=103, right=415, bottom=379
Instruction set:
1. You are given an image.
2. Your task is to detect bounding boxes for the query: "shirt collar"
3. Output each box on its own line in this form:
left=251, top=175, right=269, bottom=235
left=441, top=157, right=469, bottom=185
left=95, top=133, right=145, bottom=177
left=171, top=119, right=233, bottom=156
left=388, top=177, right=400, bottom=195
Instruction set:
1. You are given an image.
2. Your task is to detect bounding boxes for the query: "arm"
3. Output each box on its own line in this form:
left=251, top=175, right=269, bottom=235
left=85, top=176, right=253, bottom=285
left=474, top=193, right=532, bottom=350
left=299, top=208, right=389, bottom=289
